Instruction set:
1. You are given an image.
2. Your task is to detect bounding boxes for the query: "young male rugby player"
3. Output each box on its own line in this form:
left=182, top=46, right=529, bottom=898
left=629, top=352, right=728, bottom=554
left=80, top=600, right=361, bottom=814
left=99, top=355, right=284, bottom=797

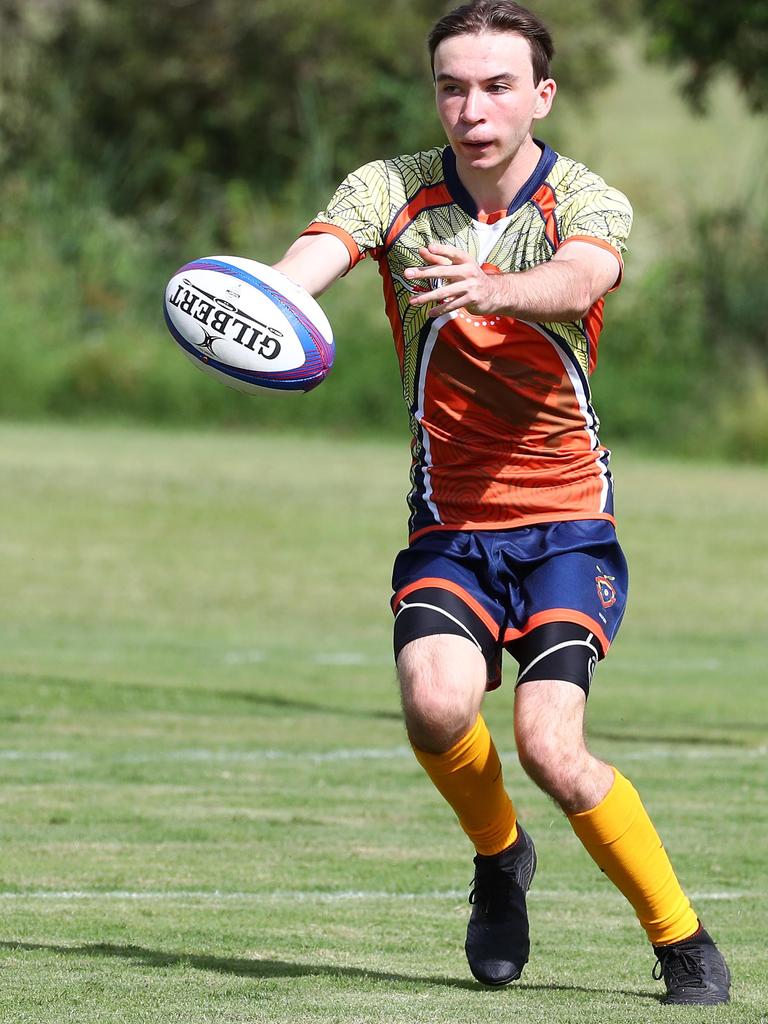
left=274, top=0, right=730, bottom=1005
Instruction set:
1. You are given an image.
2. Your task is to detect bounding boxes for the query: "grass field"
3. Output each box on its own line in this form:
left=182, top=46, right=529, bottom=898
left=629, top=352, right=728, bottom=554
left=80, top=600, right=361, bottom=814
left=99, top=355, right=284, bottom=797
left=0, top=422, right=766, bottom=1023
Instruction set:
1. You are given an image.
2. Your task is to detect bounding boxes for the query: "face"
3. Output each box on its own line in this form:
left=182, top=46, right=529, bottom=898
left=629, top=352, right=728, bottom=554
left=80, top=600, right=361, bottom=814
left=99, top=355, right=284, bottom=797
left=433, top=31, right=556, bottom=173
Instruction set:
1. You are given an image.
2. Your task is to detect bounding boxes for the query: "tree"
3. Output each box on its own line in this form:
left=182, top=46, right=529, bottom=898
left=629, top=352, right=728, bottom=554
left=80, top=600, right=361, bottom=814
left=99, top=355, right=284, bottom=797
left=1, top=0, right=638, bottom=217
left=641, top=0, right=768, bottom=111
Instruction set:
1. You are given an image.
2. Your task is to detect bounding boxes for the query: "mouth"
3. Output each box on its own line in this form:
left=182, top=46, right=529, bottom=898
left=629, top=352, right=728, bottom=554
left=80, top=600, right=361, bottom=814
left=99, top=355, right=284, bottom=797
left=458, top=139, right=493, bottom=154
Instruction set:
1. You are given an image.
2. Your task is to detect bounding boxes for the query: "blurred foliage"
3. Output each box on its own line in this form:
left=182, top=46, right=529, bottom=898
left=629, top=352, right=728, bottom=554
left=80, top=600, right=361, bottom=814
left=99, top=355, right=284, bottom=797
left=642, top=0, right=768, bottom=111
left=2, top=164, right=768, bottom=459
left=1, top=0, right=635, bottom=223
left=595, top=180, right=768, bottom=460
left=0, top=0, right=766, bottom=458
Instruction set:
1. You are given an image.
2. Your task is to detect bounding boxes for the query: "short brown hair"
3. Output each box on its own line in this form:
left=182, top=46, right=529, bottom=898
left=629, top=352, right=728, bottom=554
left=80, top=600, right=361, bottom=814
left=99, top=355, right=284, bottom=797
left=428, top=0, right=554, bottom=84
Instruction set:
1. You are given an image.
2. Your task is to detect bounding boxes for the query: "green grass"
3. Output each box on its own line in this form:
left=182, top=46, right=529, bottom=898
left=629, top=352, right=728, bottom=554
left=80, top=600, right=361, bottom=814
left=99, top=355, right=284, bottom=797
left=0, top=422, right=766, bottom=1023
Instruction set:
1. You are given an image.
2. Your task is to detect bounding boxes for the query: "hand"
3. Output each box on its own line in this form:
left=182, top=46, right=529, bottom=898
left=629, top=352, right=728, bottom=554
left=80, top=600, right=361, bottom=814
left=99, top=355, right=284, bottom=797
left=404, top=244, right=498, bottom=318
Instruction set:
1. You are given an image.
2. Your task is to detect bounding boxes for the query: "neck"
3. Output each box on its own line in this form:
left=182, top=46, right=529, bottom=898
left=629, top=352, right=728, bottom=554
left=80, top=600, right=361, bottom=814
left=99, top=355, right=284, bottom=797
left=455, top=136, right=543, bottom=217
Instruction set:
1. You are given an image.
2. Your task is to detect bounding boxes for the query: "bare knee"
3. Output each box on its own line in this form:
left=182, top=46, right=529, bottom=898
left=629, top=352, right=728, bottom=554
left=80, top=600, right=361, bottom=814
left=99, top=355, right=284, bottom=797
left=516, top=726, right=580, bottom=797
left=397, top=635, right=486, bottom=753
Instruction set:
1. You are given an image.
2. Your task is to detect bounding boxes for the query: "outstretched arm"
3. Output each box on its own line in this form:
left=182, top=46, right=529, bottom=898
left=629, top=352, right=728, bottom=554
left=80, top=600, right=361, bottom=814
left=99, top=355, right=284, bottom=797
left=274, top=233, right=352, bottom=298
left=405, top=240, right=621, bottom=322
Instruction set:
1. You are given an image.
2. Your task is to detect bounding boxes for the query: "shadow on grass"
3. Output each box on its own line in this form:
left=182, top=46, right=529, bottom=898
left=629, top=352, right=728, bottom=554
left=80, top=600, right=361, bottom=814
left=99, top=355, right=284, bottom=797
left=588, top=727, right=758, bottom=748
left=241, top=691, right=401, bottom=722
left=1, top=669, right=402, bottom=723
left=0, top=941, right=660, bottom=1000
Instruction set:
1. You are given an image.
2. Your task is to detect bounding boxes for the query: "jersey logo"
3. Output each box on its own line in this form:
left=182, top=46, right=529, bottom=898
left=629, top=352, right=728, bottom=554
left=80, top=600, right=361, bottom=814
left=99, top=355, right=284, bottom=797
left=595, top=574, right=617, bottom=609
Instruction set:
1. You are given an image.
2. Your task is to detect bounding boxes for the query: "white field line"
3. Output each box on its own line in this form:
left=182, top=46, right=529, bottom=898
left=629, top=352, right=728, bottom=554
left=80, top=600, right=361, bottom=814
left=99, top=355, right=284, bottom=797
left=13, top=644, right=766, bottom=673
left=0, top=889, right=752, bottom=903
left=224, top=650, right=392, bottom=667
left=616, top=745, right=767, bottom=761
left=204, top=651, right=765, bottom=672
left=0, top=747, right=413, bottom=764
left=8, top=648, right=392, bottom=668
left=0, top=745, right=765, bottom=765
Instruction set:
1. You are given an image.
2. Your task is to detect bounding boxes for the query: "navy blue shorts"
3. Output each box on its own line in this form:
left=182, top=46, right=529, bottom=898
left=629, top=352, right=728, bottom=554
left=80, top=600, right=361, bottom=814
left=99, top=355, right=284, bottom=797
left=391, top=520, right=628, bottom=691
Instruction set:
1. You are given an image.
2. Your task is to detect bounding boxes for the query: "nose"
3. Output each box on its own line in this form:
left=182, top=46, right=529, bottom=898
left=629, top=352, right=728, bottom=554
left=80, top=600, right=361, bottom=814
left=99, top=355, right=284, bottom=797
left=460, top=88, right=484, bottom=125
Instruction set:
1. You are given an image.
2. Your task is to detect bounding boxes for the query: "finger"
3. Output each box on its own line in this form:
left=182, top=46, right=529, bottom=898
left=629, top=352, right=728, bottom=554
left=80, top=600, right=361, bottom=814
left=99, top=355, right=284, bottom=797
left=403, top=266, right=445, bottom=282
left=404, top=264, right=467, bottom=282
left=409, top=284, right=467, bottom=307
left=425, top=242, right=470, bottom=263
left=408, top=291, right=439, bottom=307
left=416, top=246, right=453, bottom=267
left=427, top=296, right=468, bottom=317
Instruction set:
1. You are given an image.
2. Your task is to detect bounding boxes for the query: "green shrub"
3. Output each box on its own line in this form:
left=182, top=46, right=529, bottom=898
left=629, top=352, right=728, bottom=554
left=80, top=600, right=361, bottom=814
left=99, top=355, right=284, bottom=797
left=1, top=168, right=766, bottom=460
left=596, top=189, right=768, bottom=460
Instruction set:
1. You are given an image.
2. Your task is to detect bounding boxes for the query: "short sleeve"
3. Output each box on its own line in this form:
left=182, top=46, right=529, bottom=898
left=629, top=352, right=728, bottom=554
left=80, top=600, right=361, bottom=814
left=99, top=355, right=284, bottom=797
left=303, top=162, right=390, bottom=269
left=556, top=185, right=633, bottom=257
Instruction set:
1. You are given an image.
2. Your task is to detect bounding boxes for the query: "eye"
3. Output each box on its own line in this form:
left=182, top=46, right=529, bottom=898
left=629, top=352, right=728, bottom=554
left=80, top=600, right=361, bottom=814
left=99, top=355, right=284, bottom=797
left=440, top=83, right=462, bottom=96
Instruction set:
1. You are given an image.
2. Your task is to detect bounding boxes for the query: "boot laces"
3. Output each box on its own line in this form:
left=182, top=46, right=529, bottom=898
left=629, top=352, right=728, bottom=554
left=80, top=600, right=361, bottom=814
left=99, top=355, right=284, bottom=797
left=653, top=944, right=707, bottom=989
left=469, top=867, right=519, bottom=916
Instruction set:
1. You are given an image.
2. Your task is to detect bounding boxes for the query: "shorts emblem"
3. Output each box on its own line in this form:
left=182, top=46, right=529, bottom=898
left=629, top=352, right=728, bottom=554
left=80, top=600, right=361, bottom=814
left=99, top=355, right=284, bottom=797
left=595, top=574, right=617, bottom=608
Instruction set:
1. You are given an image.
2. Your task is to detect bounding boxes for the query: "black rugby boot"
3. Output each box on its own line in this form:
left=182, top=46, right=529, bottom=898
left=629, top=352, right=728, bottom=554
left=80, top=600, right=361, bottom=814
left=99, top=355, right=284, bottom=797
left=653, top=927, right=731, bottom=1005
left=465, top=825, right=537, bottom=986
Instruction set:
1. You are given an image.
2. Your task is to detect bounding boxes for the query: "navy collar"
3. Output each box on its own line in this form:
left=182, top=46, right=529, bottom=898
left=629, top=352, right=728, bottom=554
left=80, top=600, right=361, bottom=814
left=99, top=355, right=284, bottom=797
left=442, top=140, right=557, bottom=220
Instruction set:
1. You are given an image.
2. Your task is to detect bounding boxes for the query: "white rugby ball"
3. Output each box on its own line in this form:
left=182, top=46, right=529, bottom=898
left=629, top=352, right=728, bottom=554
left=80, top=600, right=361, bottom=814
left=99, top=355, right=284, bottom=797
left=163, top=256, right=334, bottom=394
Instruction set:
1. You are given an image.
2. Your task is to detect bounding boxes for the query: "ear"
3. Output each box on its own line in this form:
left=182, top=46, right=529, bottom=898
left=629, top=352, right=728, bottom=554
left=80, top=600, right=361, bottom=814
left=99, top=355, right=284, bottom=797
left=533, top=78, right=557, bottom=121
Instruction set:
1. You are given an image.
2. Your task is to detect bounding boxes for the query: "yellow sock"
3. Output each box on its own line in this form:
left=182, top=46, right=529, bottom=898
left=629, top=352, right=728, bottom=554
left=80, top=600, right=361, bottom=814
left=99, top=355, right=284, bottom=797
left=411, top=714, right=518, bottom=856
left=568, top=768, right=699, bottom=945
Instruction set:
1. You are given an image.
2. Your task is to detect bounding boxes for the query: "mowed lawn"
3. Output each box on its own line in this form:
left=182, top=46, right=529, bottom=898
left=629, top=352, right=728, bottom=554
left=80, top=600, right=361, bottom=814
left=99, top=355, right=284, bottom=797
left=0, top=422, right=765, bottom=1024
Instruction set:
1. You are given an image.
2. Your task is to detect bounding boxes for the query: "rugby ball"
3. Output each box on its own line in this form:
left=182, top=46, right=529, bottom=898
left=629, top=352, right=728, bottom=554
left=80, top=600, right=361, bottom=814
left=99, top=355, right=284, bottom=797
left=163, top=256, right=334, bottom=394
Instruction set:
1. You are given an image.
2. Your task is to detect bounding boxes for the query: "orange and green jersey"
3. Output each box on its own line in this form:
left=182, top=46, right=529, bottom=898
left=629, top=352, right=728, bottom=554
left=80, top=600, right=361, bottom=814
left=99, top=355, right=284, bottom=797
left=303, top=143, right=633, bottom=540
